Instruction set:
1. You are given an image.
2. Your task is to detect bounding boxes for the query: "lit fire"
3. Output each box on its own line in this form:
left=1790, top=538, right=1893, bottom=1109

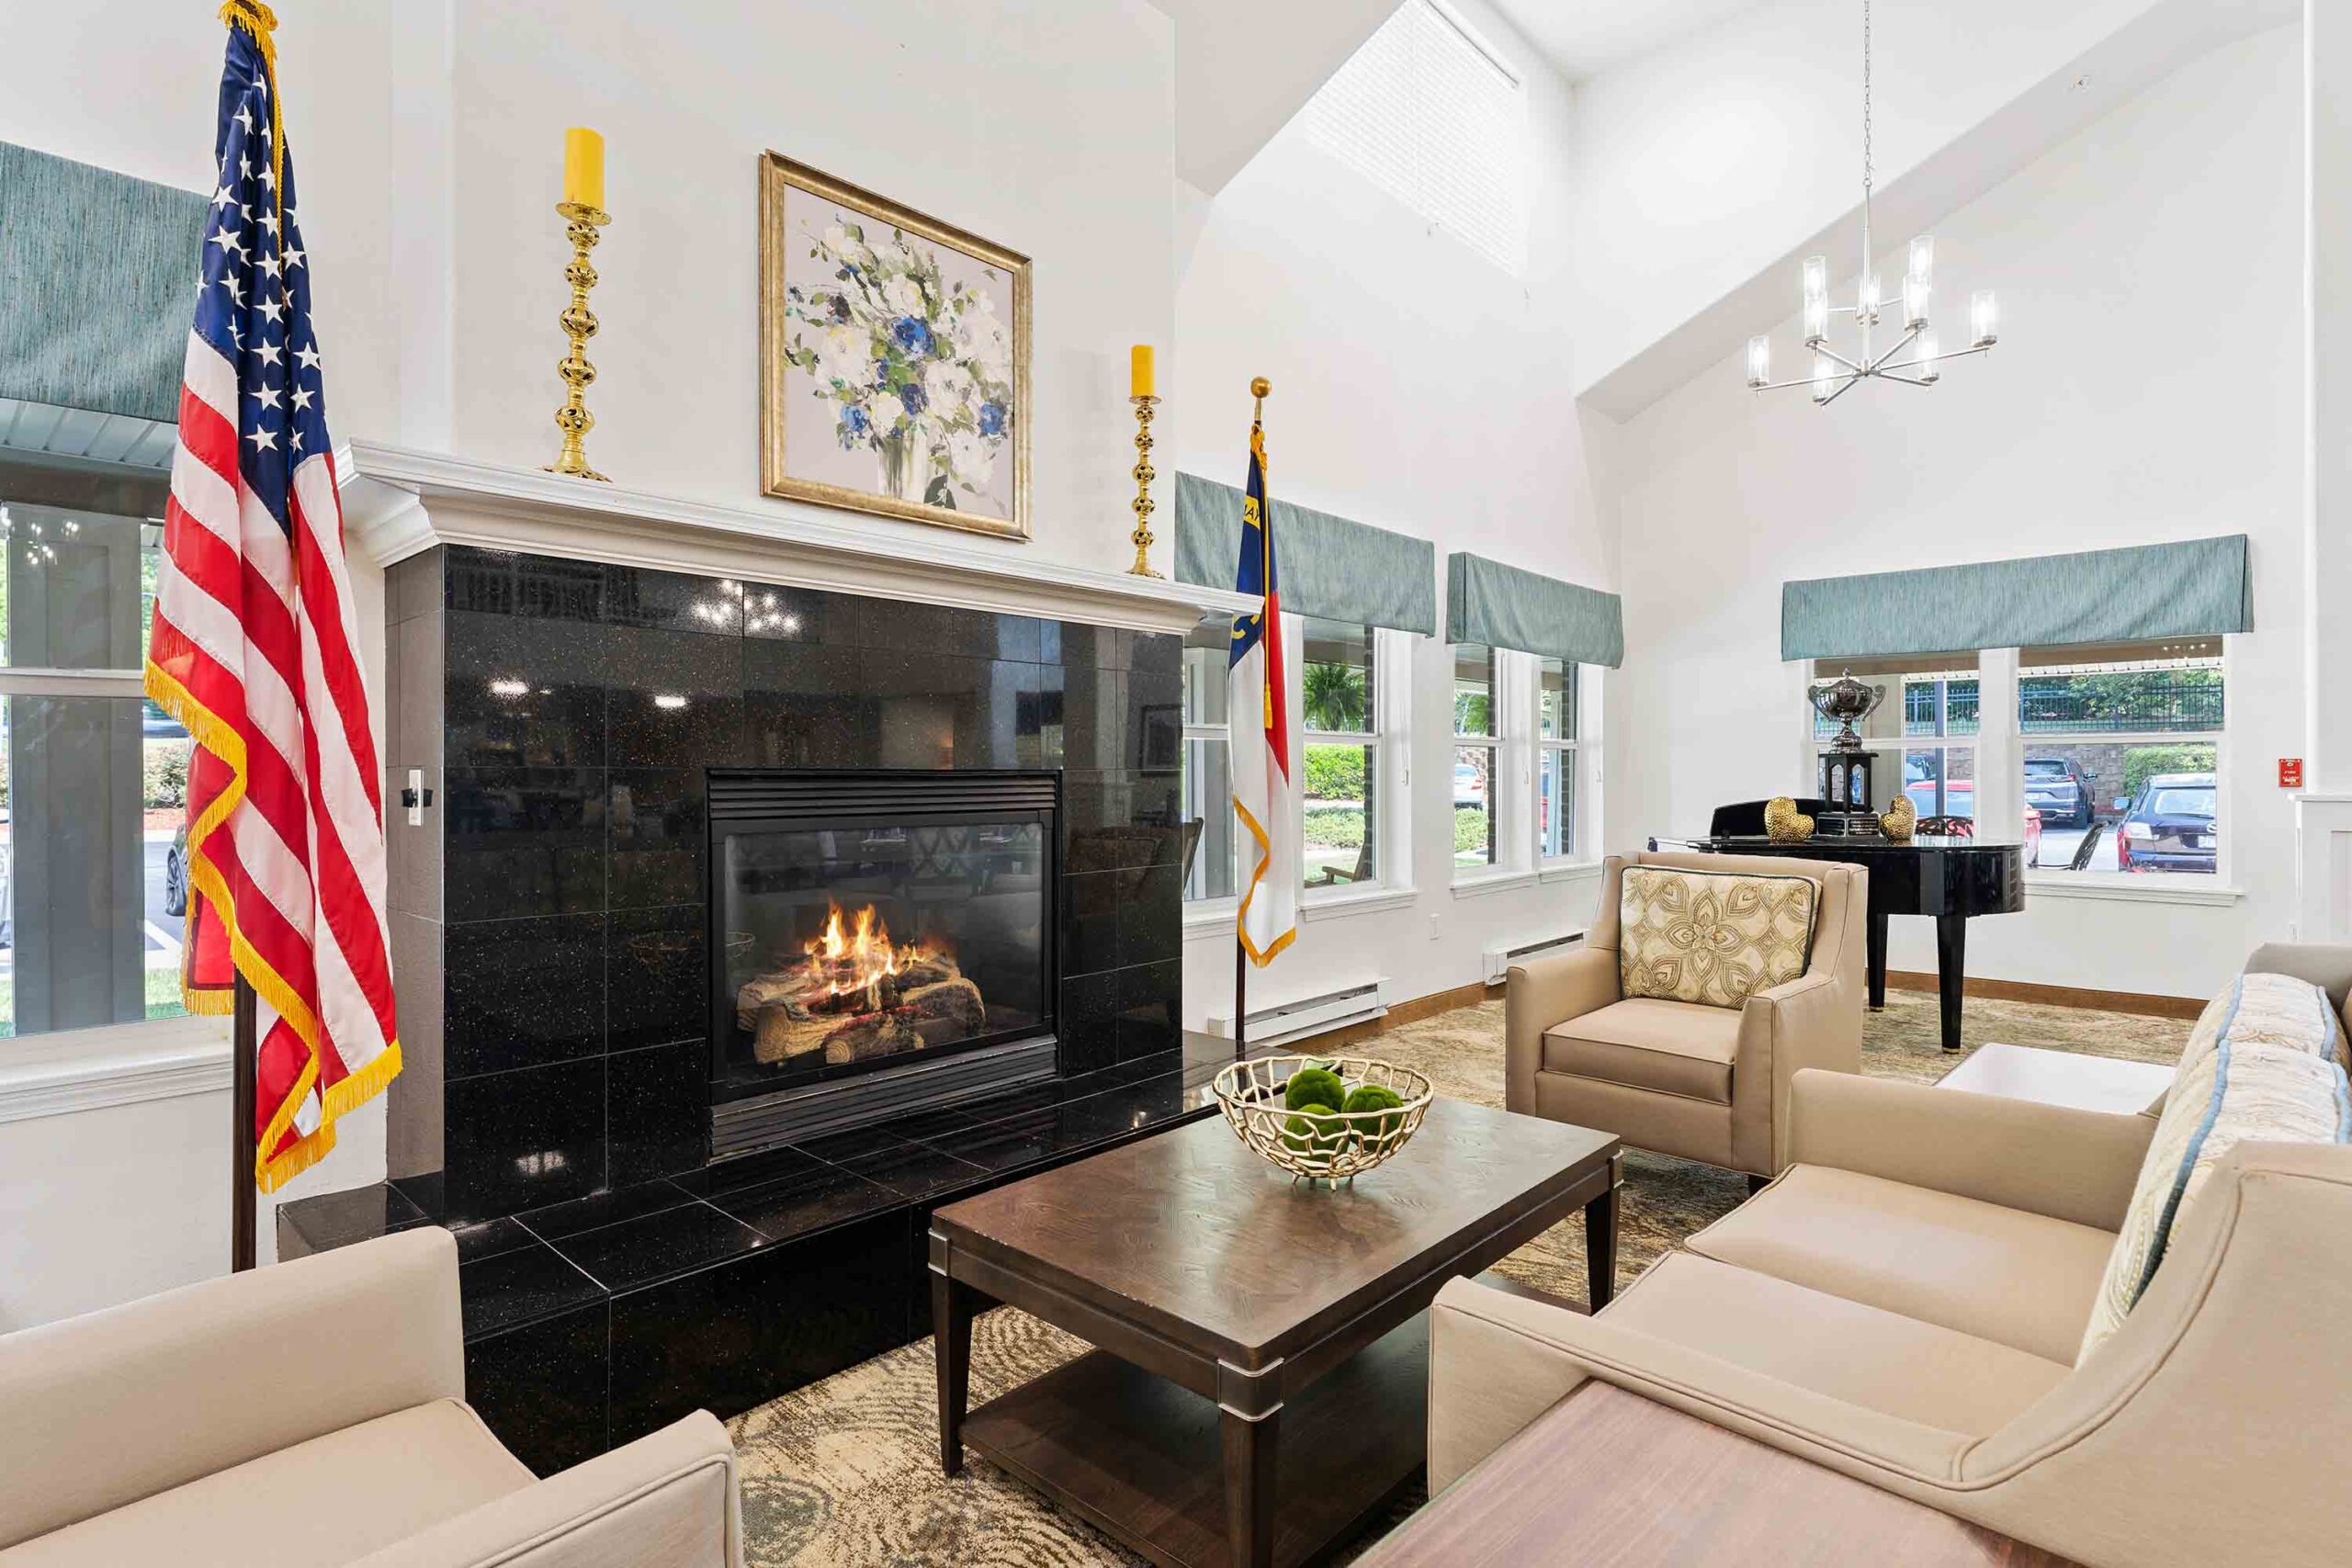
left=797, top=900, right=939, bottom=1010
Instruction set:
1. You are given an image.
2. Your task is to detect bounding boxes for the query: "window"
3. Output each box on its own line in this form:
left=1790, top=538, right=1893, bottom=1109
left=1301, top=618, right=1382, bottom=890
left=0, top=456, right=191, bottom=1040
left=1808, top=654, right=1977, bottom=824
left=1181, top=615, right=1235, bottom=901
left=1452, top=644, right=1498, bottom=869
left=2019, top=638, right=2222, bottom=875
left=1302, top=0, right=1527, bottom=275
left=1537, top=657, right=1581, bottom=861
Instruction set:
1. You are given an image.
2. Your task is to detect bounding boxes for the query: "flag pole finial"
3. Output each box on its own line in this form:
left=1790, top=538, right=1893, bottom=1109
left=1250, top=376, right=1271, bottom=401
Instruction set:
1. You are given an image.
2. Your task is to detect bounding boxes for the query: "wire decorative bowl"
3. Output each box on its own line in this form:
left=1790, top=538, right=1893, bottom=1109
left=1210, top=1055, right=1434, bottom=1184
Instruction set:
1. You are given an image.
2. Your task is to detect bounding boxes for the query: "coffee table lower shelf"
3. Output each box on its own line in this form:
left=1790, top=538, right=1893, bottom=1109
left=962, top=1314, right=1428, bottom=1568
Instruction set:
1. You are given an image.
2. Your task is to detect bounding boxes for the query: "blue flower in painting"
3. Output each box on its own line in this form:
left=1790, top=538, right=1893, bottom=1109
left=891, top=316, right=933, bottom=355
left=898, top=379, right=928, bottom=416
left=837, top=404, right=871, bottom=449
left=978, top=400, right=1007, bottom=437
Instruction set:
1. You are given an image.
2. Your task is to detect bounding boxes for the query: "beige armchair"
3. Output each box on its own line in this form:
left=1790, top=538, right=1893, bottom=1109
left=0, top=1227, right=743, bottom=1567
left=1507, top=850, right=1867, bottom=1181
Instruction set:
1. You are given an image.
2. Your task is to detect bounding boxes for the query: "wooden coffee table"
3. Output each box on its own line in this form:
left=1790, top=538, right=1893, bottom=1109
left=930, top=1097, right=1620, bottom=1568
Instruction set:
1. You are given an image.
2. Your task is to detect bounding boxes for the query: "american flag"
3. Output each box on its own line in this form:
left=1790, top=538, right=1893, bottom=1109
left=145, top=9, right=400, bottom=1192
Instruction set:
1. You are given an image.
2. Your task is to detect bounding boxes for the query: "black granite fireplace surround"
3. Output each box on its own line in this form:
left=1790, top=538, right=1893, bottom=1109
left=286, top=544, right=1193, bottom=1472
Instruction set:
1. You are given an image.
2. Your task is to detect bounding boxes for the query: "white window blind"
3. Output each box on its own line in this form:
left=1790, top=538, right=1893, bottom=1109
left=1304, top=0, right=1527, bottom=276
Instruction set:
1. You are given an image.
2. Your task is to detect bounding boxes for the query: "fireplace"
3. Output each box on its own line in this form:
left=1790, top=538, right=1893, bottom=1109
left=707, top=769, right=1060, bottom=1156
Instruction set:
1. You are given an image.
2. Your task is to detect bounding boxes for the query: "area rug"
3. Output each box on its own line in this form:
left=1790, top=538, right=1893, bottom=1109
left=726, top=988, right=2191, bottom=1565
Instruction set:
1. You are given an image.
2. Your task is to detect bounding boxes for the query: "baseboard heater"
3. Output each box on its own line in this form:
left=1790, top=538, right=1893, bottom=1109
left=1484, top=931, right=1585, bottom=986
left=1206, top=979, right=1389, bottom=1052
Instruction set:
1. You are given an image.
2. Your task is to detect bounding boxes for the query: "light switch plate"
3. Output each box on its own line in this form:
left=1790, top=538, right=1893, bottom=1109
left=405, top=766, right=424, bottom=826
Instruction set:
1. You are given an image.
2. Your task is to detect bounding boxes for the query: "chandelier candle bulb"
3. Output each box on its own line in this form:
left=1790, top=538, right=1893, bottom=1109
left=1904, top=273, right=1930, bottom=330
left=1803, top=254, right=1829, bottom=344
left=1908, top=234, right=1934, bottom=287
left=1917, top=329, right=1941, bottom=382
left=1858, top=270, right=1882, bottom=324
left=1747, top=334, right=1771, bottom=389
left=1971, top=289, right=1999, bottom=347
left=1812, top=352, right=1839, bottom=403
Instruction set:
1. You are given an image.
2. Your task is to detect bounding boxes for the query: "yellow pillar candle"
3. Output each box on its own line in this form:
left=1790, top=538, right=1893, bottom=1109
left=562, top=127, right=605, bottom=211
left=1130, top=344, right=1155, bottom=400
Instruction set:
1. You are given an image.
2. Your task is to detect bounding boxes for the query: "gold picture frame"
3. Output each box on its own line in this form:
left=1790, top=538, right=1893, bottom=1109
left=759, top=152, right=1033, bottom=540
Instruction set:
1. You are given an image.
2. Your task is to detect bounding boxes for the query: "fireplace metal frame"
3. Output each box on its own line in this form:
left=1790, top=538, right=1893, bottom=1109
left=704, top=768, right=1061, bottom=1154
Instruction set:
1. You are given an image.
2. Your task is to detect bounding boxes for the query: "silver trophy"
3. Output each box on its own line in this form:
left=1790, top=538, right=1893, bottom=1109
left=1809, top=671, right=1886, bottom=754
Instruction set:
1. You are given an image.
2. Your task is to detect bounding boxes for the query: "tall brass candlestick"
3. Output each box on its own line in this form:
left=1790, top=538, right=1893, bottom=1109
left=546, top=200, right=611, bottom=481
left=1126, top=393, right=1161, bottom=578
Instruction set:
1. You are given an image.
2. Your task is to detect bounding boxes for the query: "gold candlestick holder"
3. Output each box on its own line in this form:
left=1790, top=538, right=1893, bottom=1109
left=546, top=200, right=611, bottom=481
left=1126, top=393, right=1162, bottom=578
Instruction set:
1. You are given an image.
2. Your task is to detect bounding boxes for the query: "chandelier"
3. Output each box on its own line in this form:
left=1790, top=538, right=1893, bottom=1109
left=1745, top=0, right=1998, bottom=404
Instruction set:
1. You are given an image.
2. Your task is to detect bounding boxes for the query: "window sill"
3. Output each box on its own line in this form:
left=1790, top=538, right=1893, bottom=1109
left=2023, top=874, right=2245, bottom=908
left=1304, top=885, right=1419, bottom=922
left=1540, top=860, right=1604, bottom=884
left=1182, top=897, right=1240, bottom=936
left=1452, top=869, right=1538, bottom=900
left=0, top=1013, right=233, bottom=1125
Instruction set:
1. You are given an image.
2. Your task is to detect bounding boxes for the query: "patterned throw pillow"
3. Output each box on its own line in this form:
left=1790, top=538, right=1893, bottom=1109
left=2078, top=976, right=2352, bottom=1362
left=1618, top=866, right=1819, bottom=1010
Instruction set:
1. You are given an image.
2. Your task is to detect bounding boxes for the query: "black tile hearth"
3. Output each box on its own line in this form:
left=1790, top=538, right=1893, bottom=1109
left=444, top=914, right=604, bottom=1077
left=451, top=1216, right=539, bottom=1265
left=277, top=1178, right=427, bottom=1259
left=514, top=1177, right=699, bottom=1242
left=458, top=1235, right=606, bottom=1339
left=706, top=1159, right=901, bottom=1243
left=605, top=1210, right=907, bottom=1440
left=1118, top=958, right=1185, bottom=1063
left=798, top=1130, right=991, bottom=1202
left=607, top=769, right=706, bottom=910
left=444, top=1056, right=606, bottom=1221
left=605, top=905, right=704, bottom=1052
left=1059, top=967, right=1121, bottom=1076
left=444, top=766, right=605, bottom=921
left=446, top=548, right=605, bottom=623
left=552, top=1201, right=766, bottom=1293
left=464, top=1300, right=608, bottom=1478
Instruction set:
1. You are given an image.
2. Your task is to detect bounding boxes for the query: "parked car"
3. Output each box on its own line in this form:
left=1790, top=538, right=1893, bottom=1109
left=142, top=700, right=189, bottom=742
left=1902, top=765, right=1972, bottom=819
left=2023, top=756, right=2097, bottom=828
left=1453, top=761, right=1485, bottom=808
left=2022, top=803, right=2043, bottom=865
left=2115, top=772, right=2217, bottom=874
left=164, top=821, right=190, bottom=918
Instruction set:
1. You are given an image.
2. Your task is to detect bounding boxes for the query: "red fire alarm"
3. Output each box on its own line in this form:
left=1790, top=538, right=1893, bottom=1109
left=2281, top=758, right=2305, bottom=789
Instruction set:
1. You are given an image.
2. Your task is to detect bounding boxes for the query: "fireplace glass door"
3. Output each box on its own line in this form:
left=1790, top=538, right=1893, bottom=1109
left=710, top=773, right=1054, bottom=1100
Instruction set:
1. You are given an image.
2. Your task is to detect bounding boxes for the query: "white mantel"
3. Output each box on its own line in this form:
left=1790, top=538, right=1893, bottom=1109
left=335, top=442, right=1254, bottom=636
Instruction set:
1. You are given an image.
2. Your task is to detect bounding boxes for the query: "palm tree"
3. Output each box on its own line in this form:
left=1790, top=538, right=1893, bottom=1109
left=1302, top=661, right=1366, bottom=731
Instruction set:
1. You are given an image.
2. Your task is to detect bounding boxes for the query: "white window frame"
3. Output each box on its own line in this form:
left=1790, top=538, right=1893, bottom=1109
left=1180, top=615, right=1235, bottom=908
left=1299, top=620, right=1410, bottom=905
left=1451, top=642, right=1522, bottom=884
left=1534, top=656, right=1603, bottom=868
left=2015, top=641, right=2229, bottom=889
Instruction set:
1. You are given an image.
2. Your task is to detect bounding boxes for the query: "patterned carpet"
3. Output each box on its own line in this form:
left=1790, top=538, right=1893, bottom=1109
left=727, top=988, right=2191, bottom=1565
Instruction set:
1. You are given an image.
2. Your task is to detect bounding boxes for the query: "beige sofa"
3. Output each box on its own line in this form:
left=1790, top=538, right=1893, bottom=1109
left=0, top=1227, right=744, bottom=1567
left=1431, top=947, right=2352, bottom=1568
left=1507, top=849, right=1866, bottom=1181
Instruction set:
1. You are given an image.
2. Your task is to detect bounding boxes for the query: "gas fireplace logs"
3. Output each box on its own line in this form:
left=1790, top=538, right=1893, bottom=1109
left=735, top=901, right=985, bottom=1066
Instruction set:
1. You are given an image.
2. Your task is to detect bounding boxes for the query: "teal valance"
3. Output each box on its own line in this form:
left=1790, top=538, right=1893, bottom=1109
left=1780, top=535, right=2252, bottom=661
left=0, top=142, right=209, bottom=423
left=1445, top=552, right=1623, bottom=669
left=1174, top=471, right=1437, bottom=637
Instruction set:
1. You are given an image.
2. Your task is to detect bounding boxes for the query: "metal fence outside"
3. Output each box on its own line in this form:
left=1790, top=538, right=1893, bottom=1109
left=2019, top=676, right=2224, bottom=734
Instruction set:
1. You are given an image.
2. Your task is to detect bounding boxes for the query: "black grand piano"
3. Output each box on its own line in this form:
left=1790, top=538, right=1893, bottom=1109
left=1653, top=799, right=2025, bottom=1052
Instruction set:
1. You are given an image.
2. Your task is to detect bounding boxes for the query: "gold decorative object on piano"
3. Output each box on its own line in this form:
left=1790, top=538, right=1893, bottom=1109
left=1764, top=795, right=1816, bottom=843
left=1879, top=794, right=1917, bottom=843
left=1125, top=344, right=1162, bottom=577
left=546, top=127, right=611, bottom=481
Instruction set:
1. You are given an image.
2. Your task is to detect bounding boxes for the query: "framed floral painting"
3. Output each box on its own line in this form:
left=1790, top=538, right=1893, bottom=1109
left=759, top=152, right=1032, bottom=539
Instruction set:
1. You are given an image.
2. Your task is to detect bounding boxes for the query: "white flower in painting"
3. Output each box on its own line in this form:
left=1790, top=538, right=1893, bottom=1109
left=817, top=327, right=866, bottom=388
left=870, top=390, right=907, bottom=434
left=923, top=359, right=972, bottom=413
left=884, top=276, right=924, bottom=316
left=947, top=428, right=993, bottom=490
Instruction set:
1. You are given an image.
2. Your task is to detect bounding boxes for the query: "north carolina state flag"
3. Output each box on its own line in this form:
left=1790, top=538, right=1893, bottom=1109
left=1229, top=412, right=1297, bottom=965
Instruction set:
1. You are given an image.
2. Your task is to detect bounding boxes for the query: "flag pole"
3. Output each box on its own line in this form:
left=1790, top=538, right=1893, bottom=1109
left=231, top=974, right=257, bottom=1271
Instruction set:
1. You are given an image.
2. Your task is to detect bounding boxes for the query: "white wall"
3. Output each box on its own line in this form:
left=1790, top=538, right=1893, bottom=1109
left=1170, top=0, right=1620, bottom=1028
left=1610, top=25, right=2305, bottom=1001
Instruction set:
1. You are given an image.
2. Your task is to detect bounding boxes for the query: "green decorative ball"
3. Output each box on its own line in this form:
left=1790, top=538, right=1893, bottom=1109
left=1283, top=1110, right=1346, bottom=1156
left=1340, top=1083, right=1406, bottom=1142
left=1283, top=1066, right=1348, bottom=1112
